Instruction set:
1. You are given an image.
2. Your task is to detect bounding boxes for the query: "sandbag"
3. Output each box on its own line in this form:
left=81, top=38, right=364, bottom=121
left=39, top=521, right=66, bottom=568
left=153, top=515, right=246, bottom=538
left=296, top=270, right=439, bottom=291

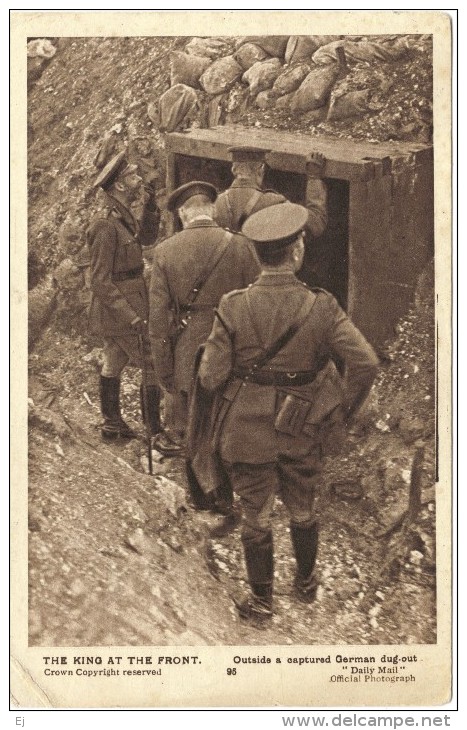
left=234, top=42, right=269, bottom=70
left=271, top=63, right=310, bottom=98
left=200, top=55, right=243, bottom=95
left=169, top=51, right=211, bottom=89
left=327, top=89, right=372, bottom=121
left=156, top=84, right=199, bottom=133
left=242, top=57, right=282, bottom=96
left=244, top=36, right=289, bottom=58
left=313, top=37, right=411, bottom=65
left=285, top=35, right=342, bottom=64
left=291, top=62, right=341, bottom=112
left=185, top=37, right=234, bottom=60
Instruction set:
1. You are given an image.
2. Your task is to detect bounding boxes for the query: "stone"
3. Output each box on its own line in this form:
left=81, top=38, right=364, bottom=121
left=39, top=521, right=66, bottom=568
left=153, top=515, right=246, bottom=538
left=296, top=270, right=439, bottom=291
left=200, top=56, right=243, bottom=95
left=124, top=527, right=148, bottom=555
left=58, top=221, right=83, bottom=257
left=27, top=38, right=57, bottom=59
left=53, top=258, right=84, bottom=292
left=409, top=550, right=424, bottom=566
left=185, top=37, right=234, bottom=61
left=242, top=58, right=283, bottom=96
left=399, top=416, right=425, bottom=444
left=234, top=43, right=268, bottom=71
left=28, top=275, right=57, bottom=347
left=255, top=91, right=273, bottom=109
left=153, top=475, right=187, bottom=517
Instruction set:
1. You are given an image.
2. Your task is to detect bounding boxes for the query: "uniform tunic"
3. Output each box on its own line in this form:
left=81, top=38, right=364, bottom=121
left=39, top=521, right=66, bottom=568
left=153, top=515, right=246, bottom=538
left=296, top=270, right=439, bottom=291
left=148, top=218, right=260, bottom=400
left=214, top=178, right=328, bottom=238
left=198, top=271, right=379, bottom=532
left=87, top=202, right=159, bottom=376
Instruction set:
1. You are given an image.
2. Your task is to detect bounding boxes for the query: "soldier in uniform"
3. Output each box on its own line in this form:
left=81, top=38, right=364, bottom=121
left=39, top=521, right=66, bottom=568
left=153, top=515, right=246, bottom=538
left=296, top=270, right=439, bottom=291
left=214, top=146, right=328, bottom=240
left=198, top=202, right=379, bottom=624
left=88, top=151, right=161, bottom=441
left=148, top=181, right=260, bottom=523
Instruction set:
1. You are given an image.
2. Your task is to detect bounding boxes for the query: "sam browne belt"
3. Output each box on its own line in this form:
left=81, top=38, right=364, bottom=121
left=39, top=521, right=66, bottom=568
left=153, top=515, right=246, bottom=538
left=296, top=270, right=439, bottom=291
left=112, top=265, right=144, bottom=281
left=232, top=368, right=318, bottom=386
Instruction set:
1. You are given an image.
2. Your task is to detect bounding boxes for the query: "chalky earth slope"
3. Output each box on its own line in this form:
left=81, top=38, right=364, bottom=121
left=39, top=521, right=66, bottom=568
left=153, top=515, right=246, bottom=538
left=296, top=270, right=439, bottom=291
left=26, top=36, right=436, bottom=646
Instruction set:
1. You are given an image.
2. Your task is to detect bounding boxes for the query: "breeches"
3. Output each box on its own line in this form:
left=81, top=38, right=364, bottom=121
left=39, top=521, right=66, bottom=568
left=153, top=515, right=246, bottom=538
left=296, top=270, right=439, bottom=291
left=101, top=335, right=157, bottom=385
left=222, top=447, right=321, bottom=541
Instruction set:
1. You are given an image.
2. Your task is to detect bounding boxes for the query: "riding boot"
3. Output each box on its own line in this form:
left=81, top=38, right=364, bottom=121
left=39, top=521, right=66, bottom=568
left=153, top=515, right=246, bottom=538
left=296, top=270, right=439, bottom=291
left=185, top=460, right=217, bottom=511
left=290, top=521, right=319, bottom=603
left=140, top=384, right=161, bottom=436
left=100, top=375, right=137, bottom=440
left=209, top=478, right=241, bottom=538
left=236, top=532, right=274, bottom=623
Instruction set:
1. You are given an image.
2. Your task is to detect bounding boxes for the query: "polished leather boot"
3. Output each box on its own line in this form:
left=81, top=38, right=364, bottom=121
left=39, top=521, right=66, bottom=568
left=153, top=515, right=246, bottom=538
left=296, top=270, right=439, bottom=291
left=236, top=532, right=274, bottom=624
left=100, top=376, right=137, bottom=440
left=290, top=521, right=319, bottom=603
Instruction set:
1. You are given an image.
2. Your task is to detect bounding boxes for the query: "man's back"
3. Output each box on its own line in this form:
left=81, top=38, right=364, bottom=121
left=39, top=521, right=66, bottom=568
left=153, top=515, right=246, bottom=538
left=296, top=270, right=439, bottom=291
left=215, top=184, right=285, bottom=233
left=149, top=218, right=260, bottom=393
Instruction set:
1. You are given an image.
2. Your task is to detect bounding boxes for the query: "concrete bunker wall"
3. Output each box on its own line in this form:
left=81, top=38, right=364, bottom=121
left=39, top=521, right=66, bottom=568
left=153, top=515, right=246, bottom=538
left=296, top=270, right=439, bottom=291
left=166, top=127, right=433, bottom=348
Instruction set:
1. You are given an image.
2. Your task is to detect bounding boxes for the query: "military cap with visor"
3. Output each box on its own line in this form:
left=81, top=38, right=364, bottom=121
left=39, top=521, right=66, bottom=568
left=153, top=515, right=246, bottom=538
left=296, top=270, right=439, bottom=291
left=93, top=151, right=131, bottom=191
left=166, top=180, right=218, bottom=212
left=242, top=202, right=308, bottom=253
left=228, top=146, right=270, bottom=163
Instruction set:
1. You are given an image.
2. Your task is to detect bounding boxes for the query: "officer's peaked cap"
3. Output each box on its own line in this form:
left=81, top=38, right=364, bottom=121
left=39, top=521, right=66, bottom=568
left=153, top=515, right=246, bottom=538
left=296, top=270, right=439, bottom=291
left=228, top=146, right=270, bottom=163
left=93, top=151, right=128, bottom=190
left=242, top=202, right=308, bottom=252
left=167, top=181, right=218, bottom=212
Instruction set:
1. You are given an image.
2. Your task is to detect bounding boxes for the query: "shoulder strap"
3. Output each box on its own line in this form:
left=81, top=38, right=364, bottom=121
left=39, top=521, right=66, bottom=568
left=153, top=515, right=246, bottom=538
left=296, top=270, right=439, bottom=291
left=226, top=188, right=263, bottom=232
left=184, top=230, right=234, bottom=310
left=242, top=189, right=262, bottom=219
left=245, top=291, right=318, bottom=373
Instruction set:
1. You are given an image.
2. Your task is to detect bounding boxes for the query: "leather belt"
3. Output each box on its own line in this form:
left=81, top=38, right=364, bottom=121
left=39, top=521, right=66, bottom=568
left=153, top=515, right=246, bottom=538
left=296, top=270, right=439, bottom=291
left=179, top=304, right=215, bottom=312
left=232, top=369, right=318, bottom=386
left=112, top=265, right=144, bottom=282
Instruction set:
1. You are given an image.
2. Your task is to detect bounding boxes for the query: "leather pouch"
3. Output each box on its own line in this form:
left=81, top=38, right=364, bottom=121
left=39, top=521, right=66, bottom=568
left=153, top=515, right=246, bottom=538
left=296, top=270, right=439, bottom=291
left=274, top=394, right=312, bottom=436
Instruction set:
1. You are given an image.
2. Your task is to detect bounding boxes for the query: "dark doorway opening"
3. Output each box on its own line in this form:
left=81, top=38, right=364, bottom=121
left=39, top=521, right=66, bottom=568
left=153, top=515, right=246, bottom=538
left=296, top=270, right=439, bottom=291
left=173, top=155, right=349, bottom=309
left=300, top=178, right=349, bottom=309
left=175, top=154, right=233, bottom=191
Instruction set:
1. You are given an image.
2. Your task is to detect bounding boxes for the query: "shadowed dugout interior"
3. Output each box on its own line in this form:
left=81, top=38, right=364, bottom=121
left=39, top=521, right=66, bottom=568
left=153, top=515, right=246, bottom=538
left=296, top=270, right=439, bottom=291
left=166, top=126, right=433, bottom=348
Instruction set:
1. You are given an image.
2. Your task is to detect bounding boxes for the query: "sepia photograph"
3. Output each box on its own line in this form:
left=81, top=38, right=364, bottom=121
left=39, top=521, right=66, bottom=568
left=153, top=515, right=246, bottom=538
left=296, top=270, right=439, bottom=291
left=11, top=9, right=452, bottom=709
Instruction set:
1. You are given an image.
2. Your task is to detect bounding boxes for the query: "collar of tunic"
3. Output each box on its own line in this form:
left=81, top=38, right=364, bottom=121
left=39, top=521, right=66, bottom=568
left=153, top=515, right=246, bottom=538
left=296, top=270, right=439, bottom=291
left=185, top=219, right=219, bottom=230
left=230, top=181, right=261, bottom=190
left=255, top=271, right=302, bottom=287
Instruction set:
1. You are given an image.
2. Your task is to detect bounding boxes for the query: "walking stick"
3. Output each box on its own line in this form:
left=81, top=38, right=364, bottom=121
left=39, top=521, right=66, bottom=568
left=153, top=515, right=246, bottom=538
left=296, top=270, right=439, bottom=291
left=138, top=334, right=153, bottom=476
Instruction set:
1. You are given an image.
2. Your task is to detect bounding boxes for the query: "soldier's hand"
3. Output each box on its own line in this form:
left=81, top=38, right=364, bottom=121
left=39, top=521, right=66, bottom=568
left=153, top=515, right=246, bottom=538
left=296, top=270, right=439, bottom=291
left=306, top=152, right=326, bottom=178
left=131, top=317, right=148, bottom=335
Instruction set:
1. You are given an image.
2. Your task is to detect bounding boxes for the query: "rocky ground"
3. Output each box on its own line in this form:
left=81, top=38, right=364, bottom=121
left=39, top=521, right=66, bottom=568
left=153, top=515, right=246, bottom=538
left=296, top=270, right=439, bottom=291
left=26, top=34, right=436, bottom=646
left=27, top=265, right=436, bottom=647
